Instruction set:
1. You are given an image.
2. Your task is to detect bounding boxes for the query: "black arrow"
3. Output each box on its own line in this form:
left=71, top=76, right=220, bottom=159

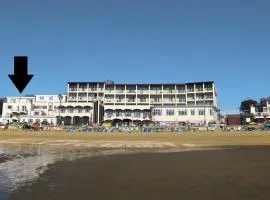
left=8, top=56, right=34, bottom=93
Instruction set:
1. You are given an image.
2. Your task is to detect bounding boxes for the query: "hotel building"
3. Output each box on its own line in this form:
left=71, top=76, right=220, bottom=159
left=254, top=98, right=270, bottom=123
left=66, top=80, right=219, bottom=126
left=0, top=94, right=96, bottom=126
left=0, top=80, right=219, bottom=126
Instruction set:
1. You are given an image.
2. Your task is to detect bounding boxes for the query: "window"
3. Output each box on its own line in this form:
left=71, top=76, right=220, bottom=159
left=153, top=109, right=162, bottom=116
left=116, top=111, right=121, bottom=117
left=198, top=109, right=205, bottom=115
left=190, top=109, right=195, bottom=115
left=60, top=107, right=65, bottom=113
left=210, top=109, right=214, bottom=116
left=179, top=97, right=186, bottom=102
left=168, top=97, right=174, bottom=102
left=49, top=105, right=53, bottom=110
left=106, top=111, right=113, bottom=117
left=166, top=109, right=174, bottom=116
left=178, top=109, right=187, bottom=115
left=125, top=111, right=132, bottom=117
left=143, top=112, right=149, bottom=117
left=153, top=97, right=160, bottom=102
left=8, top=105, right=12, bottom=109
left=49, top=96, right=53, bottom=100
left=39, top=96, right=44, bottom=100
left=140, top=97, right=147, bottom=102
left=22, top=106, right=27, bottom=111
left=128, top=97, right=135, bottom=102
left=34, top=111, right=39, bottom=116
left=134, top=111, right=141, bottom=117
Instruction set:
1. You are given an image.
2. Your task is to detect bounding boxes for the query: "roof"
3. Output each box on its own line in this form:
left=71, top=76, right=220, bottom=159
left=67, top=81, right=215, bottom=85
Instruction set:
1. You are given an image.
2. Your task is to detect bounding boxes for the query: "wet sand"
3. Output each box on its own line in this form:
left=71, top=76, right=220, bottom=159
left=11, top=147, right=270, bottom=200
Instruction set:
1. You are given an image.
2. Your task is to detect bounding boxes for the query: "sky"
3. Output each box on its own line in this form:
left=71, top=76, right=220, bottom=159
left=0, top=0, right=269, bottom=114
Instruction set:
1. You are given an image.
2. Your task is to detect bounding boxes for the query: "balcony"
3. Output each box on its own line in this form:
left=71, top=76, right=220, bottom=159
left=116, top=99, right=125, bottom=103
left=196, top=88, right=203, bottom=92
left=205, top=88, right=213, bottom=92
left=163, top=90, right=175, bottom=94
left=151, top=100, right=162, bottom=104
left=68, top=97, right=77, bottom=101
left=127, top=90, right=136, bottom=94
left=78, top=96, right=87, bottom=101
left=69, top=88, right=77, bottom=92
left=178, top=99, right=186, bottom=103
left=177, top=90, right=186, bottom=93
left=116, top=90, right=125, bottom=94
left=151, top=90, right=162, bottom=94
left=138, top=99, right=149, bottom=103
left=104, top=90, right=114, bottom=94
left=104, top=99, right=114, bottom=103
left=127, top=99, right=136, bottom=103
left=138, top=90, right=149, bottom=94
left=254, top=112, right=270, bottom=117
left=78, top=88, right=87, bottom=92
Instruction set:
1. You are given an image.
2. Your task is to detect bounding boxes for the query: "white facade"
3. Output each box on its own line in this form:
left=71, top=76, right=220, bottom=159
left=254, top=100, right=270, bottom=121
left=67, top=81, right=219, bottom=125
left=0, top=95, right=60, bottom=124
left=151, top=106, right=218, bottom=124
left=0, top=95, right=95, bottom=125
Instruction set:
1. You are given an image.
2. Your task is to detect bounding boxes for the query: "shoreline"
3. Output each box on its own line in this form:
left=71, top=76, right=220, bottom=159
left=9, top=146, right=270, bottom=200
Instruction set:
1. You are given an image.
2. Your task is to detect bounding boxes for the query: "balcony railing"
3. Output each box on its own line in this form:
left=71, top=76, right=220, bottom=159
left=254, top=112, right=270, bottom=116
left=89, top=88, right=97, bottom=91
left=138, top=90, right=149, bottom=94
left=104, top=113, right=151, bottom=118
left=68, top=97, right=77, bottom=101
left=163, top=90, right=175, bottom=94
left=151, top=90, right=162, bottom=94
left=127, top=100, right=136, bottom=103
left=104, top=90, right=114, bottom=93
left=178, top=99, right=186, bottom=102
left=205, top=88, right=213, bottom=91
left=116, top=90, right=125, bottom=94
left=69, top=88, right=77, bottom=91
left=127, top=90, right=136, bottom=93
left=78, top=88, right=87, bottom=91
left=116, top=99, right=125, bottom=103
left=104, top=99, right=114, bottom=103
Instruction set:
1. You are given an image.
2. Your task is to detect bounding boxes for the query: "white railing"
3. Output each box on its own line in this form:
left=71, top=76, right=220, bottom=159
left=151, top=90, right=162, bottom=94
left=163, top=90, right=175, bottom=94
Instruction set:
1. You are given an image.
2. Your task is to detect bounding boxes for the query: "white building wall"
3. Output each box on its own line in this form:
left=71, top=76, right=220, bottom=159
left=151, top=106, right=218, bottom=124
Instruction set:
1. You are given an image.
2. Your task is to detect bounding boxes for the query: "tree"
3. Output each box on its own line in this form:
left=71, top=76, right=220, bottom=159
left=240, top=99, right=258, bottom=114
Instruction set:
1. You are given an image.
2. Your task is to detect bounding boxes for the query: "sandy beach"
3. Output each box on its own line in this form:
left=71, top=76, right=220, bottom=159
left=1, top=130, right=270, bottom=200
left=1, top=130, right=270, bottom=148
